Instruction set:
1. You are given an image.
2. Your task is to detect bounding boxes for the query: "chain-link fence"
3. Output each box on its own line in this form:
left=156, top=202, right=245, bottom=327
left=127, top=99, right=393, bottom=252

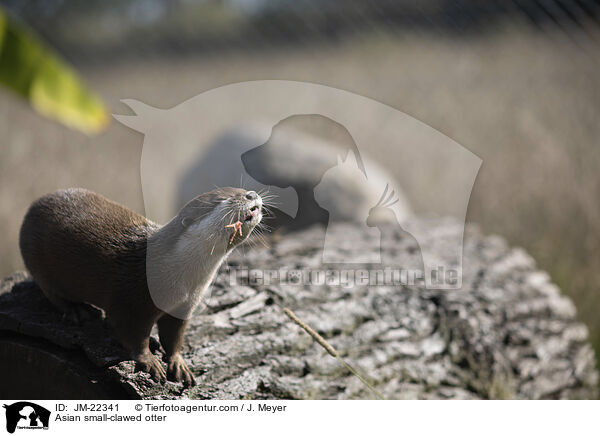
left=1, top=0, right=599, bottom=64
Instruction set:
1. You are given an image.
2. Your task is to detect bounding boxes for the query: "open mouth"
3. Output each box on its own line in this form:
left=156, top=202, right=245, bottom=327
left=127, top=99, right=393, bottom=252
left=244, top=205, right=260, bottom=222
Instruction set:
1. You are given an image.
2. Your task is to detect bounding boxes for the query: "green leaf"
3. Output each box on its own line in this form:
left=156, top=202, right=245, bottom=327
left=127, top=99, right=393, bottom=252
left=0, top=9, right=109, bottom=135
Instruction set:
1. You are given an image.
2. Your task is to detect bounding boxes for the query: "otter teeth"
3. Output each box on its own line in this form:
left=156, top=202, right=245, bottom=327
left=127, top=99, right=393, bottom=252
left=244, top=206, right=260, bottom=222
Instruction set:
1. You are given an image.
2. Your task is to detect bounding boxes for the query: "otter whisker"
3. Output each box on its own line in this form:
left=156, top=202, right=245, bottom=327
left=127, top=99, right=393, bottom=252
left=258, top=192, right=276, bottom=200
left=257, top=221, right=273, bottom=231
left=260, top=204, right=277, bottom=218
left=257, top=187, right=270, bottom=195
left=260, top=209, right=275, bottom=219
left=253, top=230, right=270, bottom=248
left=260, top=198, right=281, bottom=207
left=220, top=207, right=236, bottom=223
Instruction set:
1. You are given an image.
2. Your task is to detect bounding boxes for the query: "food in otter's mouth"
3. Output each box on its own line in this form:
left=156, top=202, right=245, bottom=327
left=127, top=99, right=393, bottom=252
left=225, top=205, right=262, bottom=244
left=225, top=221, right=243, bottom=244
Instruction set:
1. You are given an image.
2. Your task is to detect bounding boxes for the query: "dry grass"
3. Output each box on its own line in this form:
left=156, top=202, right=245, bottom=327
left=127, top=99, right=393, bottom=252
left=1, top=27, right=599, bottom=361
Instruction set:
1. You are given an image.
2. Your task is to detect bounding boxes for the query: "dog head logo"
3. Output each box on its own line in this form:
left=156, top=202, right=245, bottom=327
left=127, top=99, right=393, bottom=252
left=3, top=402, right=50, bottom=433
left=115, top=80, right=481, bottom=318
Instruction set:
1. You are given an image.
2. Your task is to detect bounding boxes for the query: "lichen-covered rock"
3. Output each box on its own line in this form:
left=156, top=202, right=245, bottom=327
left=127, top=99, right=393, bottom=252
left=0, top=221, right=596, bottom=399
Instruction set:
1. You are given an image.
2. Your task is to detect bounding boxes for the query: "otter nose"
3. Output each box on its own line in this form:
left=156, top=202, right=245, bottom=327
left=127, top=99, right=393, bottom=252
left=245, top=191, right=258, bottom=200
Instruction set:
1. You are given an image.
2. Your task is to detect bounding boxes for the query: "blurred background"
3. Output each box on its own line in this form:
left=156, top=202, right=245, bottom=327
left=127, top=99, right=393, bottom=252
left=0, top=0, right=598, bottom=372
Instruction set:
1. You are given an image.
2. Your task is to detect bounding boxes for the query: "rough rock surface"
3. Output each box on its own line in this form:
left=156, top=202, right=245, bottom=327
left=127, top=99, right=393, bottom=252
left=0, top=221, right=597, bottom=399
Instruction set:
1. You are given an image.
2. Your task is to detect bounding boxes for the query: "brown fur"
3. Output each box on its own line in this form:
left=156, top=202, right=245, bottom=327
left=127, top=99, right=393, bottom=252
left=19, top=187, right=257, bottom=386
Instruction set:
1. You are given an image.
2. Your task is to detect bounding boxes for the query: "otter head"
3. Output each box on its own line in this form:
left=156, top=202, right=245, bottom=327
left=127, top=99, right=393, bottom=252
left=178, top=187, right=263, bottom=251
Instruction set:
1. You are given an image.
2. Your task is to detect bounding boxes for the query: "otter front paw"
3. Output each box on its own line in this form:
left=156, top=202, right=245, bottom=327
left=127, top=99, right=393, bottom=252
left=166, top=354, right=196, bottom=387
left=135, top=352, right=167, bottom=383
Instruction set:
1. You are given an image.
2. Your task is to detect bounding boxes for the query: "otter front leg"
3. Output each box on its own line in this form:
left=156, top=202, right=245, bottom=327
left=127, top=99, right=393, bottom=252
left=133, top=338, right=167, bottom=383
left=111, top=315, right=167, bottom=383
left=157, top=314, right=196, bottom=387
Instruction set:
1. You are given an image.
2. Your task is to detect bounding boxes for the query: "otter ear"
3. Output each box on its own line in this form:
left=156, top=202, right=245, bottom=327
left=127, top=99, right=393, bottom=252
left=180, top=196, right=212, bottom=227
left=180, top=206, right=194, bottom=227
left=181, top=216, right=194, bottom=227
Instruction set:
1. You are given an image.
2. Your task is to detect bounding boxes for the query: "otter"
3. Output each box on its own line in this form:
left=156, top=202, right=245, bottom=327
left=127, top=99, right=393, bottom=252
left=19, top=187, right=263, bottom=387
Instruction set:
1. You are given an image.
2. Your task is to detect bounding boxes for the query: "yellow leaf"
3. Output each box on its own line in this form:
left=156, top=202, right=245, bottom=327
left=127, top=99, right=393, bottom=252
left=0, top=9, right=109, bottom=135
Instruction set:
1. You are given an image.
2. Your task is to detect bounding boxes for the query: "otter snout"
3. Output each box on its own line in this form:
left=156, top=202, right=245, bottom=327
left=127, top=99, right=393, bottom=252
left=241, top=190, right=262, bottom=226
left=178, top=187, right=265, bottom=249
